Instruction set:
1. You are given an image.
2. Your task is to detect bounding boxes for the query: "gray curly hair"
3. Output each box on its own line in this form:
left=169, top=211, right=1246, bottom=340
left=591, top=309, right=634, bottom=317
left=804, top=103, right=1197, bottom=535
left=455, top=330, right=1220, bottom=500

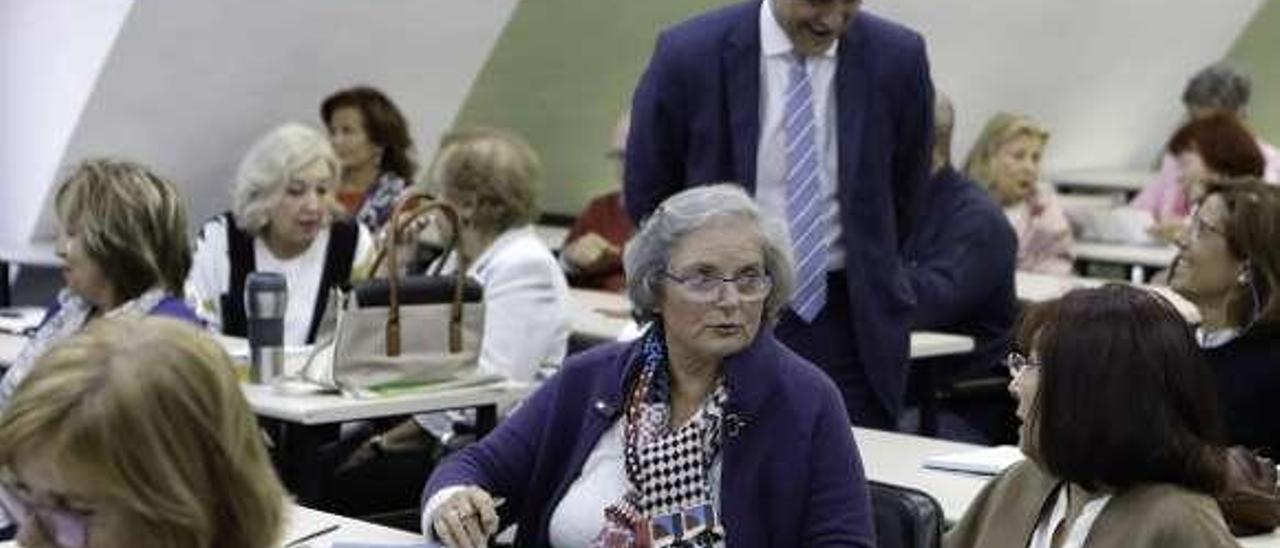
left=623, top=184, right=795, bottom=325
left=1183, top=63, right=1252, bottom=113
left=232, top=123, right=344, bottom=237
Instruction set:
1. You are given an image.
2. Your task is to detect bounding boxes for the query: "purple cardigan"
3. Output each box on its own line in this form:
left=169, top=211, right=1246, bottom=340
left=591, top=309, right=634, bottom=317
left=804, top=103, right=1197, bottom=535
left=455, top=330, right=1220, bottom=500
left=422, top=330, right=875, bottom=547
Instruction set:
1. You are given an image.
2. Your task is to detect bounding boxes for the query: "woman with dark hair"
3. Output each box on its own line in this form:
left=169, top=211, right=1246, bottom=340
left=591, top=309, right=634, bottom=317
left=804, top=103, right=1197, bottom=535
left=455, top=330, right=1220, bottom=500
left=1172, top=181, right=1280, bottom=457
left=321, top=85, right=417, bottom=230
left=1132, top=64, right=1278, bottom=231
left=946, top=285, right=1237, bottom=547
left=1136, top=112, right=1265, bottom=242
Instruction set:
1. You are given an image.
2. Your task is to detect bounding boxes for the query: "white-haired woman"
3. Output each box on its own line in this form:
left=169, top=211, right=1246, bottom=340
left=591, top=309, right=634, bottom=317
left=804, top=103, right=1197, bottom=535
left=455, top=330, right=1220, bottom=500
left=188, top=123, right=375, bottom=345
left=419, top=184, right=875, bottom=548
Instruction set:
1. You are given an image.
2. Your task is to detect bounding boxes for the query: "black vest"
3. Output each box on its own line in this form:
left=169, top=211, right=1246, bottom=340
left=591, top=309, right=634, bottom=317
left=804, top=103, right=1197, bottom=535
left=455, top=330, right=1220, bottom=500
left=217, top=212, right=358, bottom=344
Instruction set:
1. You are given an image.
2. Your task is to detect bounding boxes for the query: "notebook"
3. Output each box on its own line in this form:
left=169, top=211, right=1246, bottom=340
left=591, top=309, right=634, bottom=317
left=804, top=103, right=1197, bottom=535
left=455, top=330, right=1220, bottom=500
left=923, top=445, right=1025, bottom=476
left=1072, top=206, right=1157, bottom=245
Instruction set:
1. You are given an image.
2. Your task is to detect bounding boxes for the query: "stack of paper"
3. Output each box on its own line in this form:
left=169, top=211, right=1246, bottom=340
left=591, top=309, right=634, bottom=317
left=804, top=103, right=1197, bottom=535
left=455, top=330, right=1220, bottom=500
left=0, top=307, right=45, bottom=335
left=923, top=445, right=1025, bottom=476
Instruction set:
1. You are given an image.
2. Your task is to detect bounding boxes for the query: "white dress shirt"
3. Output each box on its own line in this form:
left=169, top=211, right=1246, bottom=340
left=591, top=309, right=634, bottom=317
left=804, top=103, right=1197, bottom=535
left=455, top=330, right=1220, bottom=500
left=754, top=0, right=845, bottom=270
left=1028, top=486, right=1112, bottom=548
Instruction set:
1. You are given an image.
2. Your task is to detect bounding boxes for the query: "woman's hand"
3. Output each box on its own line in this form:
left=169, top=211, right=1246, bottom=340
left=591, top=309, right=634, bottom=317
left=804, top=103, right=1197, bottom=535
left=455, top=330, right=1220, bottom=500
left=337, top=419, right=432, bottom=472
left=1147, top=220, right=1187, bottom=244
left=563, top=232, right=618, bottom=270
left=431, top=487, right=501, bottom=548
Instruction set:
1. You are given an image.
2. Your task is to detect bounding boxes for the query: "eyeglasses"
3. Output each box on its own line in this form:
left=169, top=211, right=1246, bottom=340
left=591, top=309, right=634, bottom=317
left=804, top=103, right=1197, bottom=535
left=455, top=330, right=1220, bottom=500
left=662, top=269, right=773, bottom=303
left=1004, top=352, right=1041, bottom=377
left=0, top=473, right=92, bottom=548
left=1186, top=214, right=1225, bottom=243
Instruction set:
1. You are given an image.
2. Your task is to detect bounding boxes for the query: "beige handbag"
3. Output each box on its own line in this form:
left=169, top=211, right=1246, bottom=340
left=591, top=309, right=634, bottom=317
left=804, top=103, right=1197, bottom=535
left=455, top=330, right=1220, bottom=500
left=305, top=193, right=485, bottom=394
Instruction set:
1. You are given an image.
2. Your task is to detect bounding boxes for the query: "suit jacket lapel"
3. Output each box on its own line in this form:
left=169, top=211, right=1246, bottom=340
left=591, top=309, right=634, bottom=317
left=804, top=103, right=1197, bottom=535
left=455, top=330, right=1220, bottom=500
left=724, top=5, right=761, bottom=192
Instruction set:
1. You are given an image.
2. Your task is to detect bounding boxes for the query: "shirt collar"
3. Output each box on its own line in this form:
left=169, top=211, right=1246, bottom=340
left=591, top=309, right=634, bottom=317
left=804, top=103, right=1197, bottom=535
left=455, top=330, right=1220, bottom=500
left=1196, top=326, right=1241, bottom=349
left=759, top=0, right=838, bottom=59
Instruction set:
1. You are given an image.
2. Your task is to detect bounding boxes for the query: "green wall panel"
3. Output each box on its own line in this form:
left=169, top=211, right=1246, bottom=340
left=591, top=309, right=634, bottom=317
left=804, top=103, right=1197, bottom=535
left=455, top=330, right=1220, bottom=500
left=1227, top=0, right=1280, bottom=144
left=451, top=0, right=736, bottom=218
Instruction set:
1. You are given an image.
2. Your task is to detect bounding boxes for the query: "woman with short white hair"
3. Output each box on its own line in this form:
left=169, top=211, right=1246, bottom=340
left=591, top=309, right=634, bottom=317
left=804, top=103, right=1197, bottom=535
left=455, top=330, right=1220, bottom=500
left=419, top=183, right=875, bottom=548
left=187, top=123, right=375, bottom=345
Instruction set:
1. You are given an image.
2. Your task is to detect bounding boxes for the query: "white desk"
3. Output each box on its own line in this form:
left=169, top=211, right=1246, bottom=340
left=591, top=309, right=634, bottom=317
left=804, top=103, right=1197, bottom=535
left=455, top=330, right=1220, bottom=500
left=534, top=224, right=570, bottom=252
left=1071, top=241, right=1178, bottom=283
left=285, top=504, right=422, bottom=545
left=1050, top=168, right=1155, bottom=195
left=855, top=427, right=991, bottom=522
left=855, top=427, right=1280, bottom=546
left=0, top=503, right=420, bottom=547
left=1015, top=272, right=1200, bottom=323
left=909, top=332, right=975, bottom=359
left=569, top=288, right=634, bottom=344
left=0, top=332, right=25, bottom=368
left=245, top=381, right=531, bottom=426
left=248, top=380, right=532, bottom=506
left=568, top=289, right=977, bottom=360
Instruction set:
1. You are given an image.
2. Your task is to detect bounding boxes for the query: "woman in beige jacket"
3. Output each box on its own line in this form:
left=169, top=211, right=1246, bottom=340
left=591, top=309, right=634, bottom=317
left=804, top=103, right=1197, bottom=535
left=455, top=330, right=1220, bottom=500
left=946, top=285, right=1238, bottom=548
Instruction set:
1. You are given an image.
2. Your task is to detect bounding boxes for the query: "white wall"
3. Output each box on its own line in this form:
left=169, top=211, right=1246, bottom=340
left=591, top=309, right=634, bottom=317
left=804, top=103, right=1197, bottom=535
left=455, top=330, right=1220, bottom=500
left=870, top=0, right=1264, bottom=173
left=0, top=0, right=134, bottom=244
left=30, top=0, right=518, bottom=239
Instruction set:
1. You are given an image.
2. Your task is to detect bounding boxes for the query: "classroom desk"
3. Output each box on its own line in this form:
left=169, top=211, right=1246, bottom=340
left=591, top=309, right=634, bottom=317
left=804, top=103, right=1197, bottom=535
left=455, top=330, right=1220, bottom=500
left=247, top=380, right=532, bottom=506
left=534, top=224, right=570, bottom=253
left=1050, top=167, right=1154, bottom=197
left=855, top=426, right=1280, bottom=547
left=0, top=240, right=60, bottom=307
left=569, top=288, right=634, bottom=344
left=0, top=332, right=25, bottom=368
left=567, top=289, right=976, bottom=437
left=284, top=504, right=423, bottom=545
left=0, top=503, right=421, bottom=547
left=1015, top=271, right=1201, bottom=323
left=569, top=288, right=977, bottom=359
left=1071, top=241, right=1178, bottom=283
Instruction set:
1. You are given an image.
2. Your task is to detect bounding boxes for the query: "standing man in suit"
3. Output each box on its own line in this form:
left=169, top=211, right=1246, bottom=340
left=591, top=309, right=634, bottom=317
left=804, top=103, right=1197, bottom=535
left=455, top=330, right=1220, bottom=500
left=626, top=0, right=933, bottom=428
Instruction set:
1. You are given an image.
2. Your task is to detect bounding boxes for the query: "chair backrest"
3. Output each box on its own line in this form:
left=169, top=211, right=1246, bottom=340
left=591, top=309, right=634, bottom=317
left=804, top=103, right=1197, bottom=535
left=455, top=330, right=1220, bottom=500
left=869, top=480, right=944, bottom=548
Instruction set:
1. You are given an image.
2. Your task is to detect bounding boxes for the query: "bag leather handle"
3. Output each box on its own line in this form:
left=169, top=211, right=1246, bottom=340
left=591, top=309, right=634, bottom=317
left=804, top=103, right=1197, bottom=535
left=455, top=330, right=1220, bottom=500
left=370, top=191, right=469, bottom=357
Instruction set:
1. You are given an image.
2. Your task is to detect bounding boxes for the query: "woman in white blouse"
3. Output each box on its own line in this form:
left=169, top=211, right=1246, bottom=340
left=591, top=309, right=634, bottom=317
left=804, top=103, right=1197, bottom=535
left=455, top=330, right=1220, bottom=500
left=945, top=285, right=1237, bottom=548
left=340, top=127, right=570, bottom=465
left=187, top=123, right=375, bottom=346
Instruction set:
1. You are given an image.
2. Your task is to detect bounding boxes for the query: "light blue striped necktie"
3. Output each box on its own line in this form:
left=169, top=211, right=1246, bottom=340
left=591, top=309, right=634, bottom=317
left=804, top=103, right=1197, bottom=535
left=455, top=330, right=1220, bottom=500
left=784, top=54, right=829, bottom=323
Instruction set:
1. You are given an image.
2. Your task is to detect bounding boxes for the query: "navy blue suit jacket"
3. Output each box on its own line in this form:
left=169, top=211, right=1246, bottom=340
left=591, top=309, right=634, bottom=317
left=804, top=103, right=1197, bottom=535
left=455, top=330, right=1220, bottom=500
left=905, top=166, right=1017, bottom=382
left=624, top=1, right=933, bottom=414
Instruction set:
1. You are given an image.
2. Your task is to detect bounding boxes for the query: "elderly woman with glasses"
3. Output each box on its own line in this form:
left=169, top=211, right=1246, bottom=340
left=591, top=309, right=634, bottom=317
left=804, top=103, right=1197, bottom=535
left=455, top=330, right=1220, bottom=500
left=947, top=285, right=1237, bottom=547
left=0, top=318, right=285, bottom=548
left=419, top=184, right=874, bottom=548
left=1170, top=181, right=1280, bottom=458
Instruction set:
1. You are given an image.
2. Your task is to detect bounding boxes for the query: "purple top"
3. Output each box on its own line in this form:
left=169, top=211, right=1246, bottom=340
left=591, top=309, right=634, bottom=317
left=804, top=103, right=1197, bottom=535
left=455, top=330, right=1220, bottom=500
left=422, top=330, right=876, bottom=547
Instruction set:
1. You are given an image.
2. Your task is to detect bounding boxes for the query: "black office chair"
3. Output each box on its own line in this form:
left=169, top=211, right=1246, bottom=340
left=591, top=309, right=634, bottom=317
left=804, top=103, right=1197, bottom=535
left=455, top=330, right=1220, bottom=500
left=869, top=480, right=944, bottom=548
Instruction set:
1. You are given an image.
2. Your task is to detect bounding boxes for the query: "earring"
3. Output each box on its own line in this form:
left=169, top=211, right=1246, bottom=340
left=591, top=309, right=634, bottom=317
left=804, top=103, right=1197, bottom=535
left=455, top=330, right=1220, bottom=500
left=1238, top=269, right=1251, bottom=285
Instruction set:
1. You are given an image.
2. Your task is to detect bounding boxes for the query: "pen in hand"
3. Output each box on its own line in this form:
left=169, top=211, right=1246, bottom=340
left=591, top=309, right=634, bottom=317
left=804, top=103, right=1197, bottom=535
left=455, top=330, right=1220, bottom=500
left=283, top=523, right=340, bottom=547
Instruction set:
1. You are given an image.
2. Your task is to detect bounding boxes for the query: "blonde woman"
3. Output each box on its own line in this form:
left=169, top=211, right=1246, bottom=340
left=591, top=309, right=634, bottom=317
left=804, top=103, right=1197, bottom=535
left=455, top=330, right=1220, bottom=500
left=964, top=112, right=1074, bottom=275
left=188, top=123, right=376, bottom=345
left=339, top=128, right=570, bottom=476
left=0, top=159, right=199, bottom=412
left=0, top=317, right=286, bottom=548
